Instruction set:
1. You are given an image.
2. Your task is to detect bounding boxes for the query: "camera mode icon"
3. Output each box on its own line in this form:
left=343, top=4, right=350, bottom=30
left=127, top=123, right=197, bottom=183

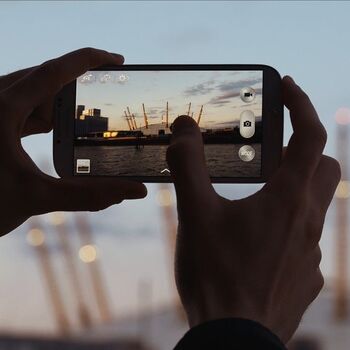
left=239, top=110, right=255, bottom=138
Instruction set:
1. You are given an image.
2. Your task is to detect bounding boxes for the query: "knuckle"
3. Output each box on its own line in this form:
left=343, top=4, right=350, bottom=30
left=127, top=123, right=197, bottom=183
left=314, top=271, right=324, bottom=294
left=319, top=155, right=342, bottom=183
left=313, top=247, right=322, bottom=267
left=80, top=47, right=96, bottom=61
left=79, top=47, right=108, bottom=66
left=39, top=59, right=57, bottom=75
left=80, top=47, right=98, bottom=55
left=313, top=124, right=327, bottom=149
left=305, top=227, right=320, bottom=247
left=319, top=125, right=328, bottom=145
left=304, top=211, right=323, bottom=246
left=37, top=60, right=61, bottom=89
left=328, top=157, right=341, bottom=182
left=298, top=90, right=312, bottom=106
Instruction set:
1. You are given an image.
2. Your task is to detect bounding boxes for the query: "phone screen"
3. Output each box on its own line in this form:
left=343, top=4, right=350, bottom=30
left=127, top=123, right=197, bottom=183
left=74, top=70, right=263, bottom=178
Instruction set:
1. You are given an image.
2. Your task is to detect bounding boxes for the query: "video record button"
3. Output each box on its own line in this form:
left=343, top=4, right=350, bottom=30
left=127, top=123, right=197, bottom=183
left=240, top=87, right=256, bottom=103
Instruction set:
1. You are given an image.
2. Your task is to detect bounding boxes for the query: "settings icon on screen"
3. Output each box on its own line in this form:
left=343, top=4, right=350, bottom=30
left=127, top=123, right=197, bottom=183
left=118, top=74, right=129, bottom=83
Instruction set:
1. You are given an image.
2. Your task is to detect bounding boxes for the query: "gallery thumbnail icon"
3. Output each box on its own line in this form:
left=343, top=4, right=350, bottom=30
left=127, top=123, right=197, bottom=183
left=76, top=159, right=91, bottom=174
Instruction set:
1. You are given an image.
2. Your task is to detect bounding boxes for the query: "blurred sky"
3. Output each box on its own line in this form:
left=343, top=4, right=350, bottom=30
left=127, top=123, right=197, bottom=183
left=77, top=70, right=262, bottom=129
left=0, top=0, right=349, bottom=335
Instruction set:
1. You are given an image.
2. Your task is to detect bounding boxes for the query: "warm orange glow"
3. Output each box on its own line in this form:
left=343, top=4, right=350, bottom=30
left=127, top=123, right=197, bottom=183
left=335, top=107, right=350, bottom=125
left=79, top=245, right=97, bottom=263
left=335, top=180, right=350, bottom=199
left=27, top=229, right=45, bottom=247
left=103, top=131, right=118, bottom=138
left=156, top=189, right=173, bottom=207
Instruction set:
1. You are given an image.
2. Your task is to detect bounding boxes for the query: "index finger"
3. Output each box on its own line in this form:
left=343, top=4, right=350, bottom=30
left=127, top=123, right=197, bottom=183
left=277, top=76, right=327, bottom=185
left=3, top=47, right=124, bottom=117
left=166, top=116, right=216, bottom=214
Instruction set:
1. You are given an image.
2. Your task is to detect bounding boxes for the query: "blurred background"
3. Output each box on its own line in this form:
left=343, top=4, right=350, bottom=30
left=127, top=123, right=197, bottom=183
left=0, top=1, right=349, bottom=349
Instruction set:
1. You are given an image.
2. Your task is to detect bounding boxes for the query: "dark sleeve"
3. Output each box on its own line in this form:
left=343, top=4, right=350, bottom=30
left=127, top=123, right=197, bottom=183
left=174, top=318, right=287, bottom=350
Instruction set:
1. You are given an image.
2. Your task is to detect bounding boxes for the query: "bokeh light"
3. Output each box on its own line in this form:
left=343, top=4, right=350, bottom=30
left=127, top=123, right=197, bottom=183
left=26, top=229, right=45, bottom=247
left=79, top=245, right=97, bottom=263
left=49, top=212, right=66, bottom=226
left=156, top=189, right=173, bottom=207
left=335, top=107, right=350, bottom=125
left=335, top=180, right=350, bottom=199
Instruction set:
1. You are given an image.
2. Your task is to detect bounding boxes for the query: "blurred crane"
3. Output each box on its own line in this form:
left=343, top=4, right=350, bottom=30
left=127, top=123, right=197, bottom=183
left=127, top=106, right=137, bottom=130
left=187, top=102, right=191, bottom=116
left=166, top=101, right=169, bottom=128
left=51, top=213, right=93, bottom=329
left=27, top=218, right=71, bottom=335
left=75, top=213, right=112, bottom=323
left=334, top=122, right=349, bottom=321
left=124, top=111, right=133, bottom=130
left=157, top=185, right=186, bottom=320
left=142, top=103, right=149, bottom=129
left=197, top=105, right=203, bottom=125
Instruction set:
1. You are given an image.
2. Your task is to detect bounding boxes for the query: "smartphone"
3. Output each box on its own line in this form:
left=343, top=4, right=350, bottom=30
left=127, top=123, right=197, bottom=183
left=53, top=64, right=283, bottom=183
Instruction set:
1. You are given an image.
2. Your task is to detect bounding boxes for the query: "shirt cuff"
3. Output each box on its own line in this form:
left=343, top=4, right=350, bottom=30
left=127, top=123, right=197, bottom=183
left=174, top=318, right=287, bottom=350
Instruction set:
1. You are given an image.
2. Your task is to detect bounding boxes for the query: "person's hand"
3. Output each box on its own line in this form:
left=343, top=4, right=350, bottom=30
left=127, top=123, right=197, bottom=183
left=0, top=65, right=55, bottom=137
left=0, top=48, right=147, bottom=236
left=166, top=76, right=340, bottom=343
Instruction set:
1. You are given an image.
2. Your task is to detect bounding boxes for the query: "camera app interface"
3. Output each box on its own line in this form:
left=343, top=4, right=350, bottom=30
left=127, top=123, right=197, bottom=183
left=74, top=70, right=263, bottom=177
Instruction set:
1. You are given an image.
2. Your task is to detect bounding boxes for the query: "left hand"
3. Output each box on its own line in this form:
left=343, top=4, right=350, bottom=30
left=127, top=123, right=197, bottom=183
left=0, top=47, right=147, bottom=236
left=0, top=66, right=54, bottom=137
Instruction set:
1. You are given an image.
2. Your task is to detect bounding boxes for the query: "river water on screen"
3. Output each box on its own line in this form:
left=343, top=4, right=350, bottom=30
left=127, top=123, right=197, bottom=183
left=74, top=144, right=261, bottom=177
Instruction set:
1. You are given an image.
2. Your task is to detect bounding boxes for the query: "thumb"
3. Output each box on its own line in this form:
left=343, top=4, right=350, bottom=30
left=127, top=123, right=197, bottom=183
left=166, top=115, right=215, bottom=209
left=38, top=177, right=147, bottom=213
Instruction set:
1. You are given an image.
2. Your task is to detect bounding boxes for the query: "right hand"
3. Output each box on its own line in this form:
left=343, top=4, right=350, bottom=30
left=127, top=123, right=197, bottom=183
left=166, top=76, right=340, bottom=343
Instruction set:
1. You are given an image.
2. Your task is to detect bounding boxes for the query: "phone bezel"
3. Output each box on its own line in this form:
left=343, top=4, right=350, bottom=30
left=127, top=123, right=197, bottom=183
left=53, top=64, right=283, bottom=183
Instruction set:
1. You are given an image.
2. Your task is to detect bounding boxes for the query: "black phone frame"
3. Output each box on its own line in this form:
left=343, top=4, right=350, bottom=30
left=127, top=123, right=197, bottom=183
left=53, top=64, right=283, bottom=183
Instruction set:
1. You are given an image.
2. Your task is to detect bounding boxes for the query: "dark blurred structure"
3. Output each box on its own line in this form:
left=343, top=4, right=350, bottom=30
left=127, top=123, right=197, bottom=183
left=334, top=123, right=349, bottom=321
left=289, top=336, right=322, bottom=350
left=76, top=105, right=85, bottom=119
left=0, top=335, right=148, bottom=350
left=75, top=107, right=108, bottom=136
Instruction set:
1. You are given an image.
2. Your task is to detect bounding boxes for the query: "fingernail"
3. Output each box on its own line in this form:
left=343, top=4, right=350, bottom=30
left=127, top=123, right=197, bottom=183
left=111, top=53, right=125, bottom=63
left=285, top=75, right=295, bottom=84
left=127, top=184, right=148, bottom=199
left=172, top=115, right=197, bottom=135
